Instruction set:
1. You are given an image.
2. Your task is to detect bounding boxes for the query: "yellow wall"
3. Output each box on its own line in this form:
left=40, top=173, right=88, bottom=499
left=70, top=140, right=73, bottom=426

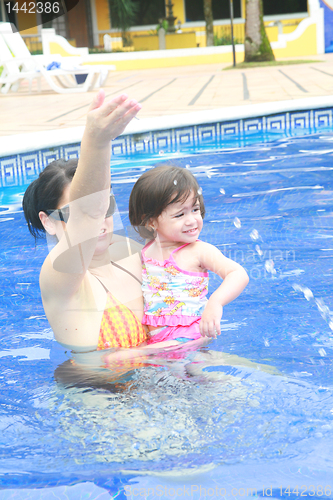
left=119, top=17, right=303, bottom=50
left=265, top=26, right=279, bottom=43
left=83, top=50, right=244, bottom=70
left=273, top=23, right=317, bottom=57
left=263, top=18, right=303, bottom=43
left=132, top=35, right=159, bottom=51
left=22, top=37, right=42, bottom=52
left=241, top=0, right=246, bottom=18
left=103, top=17, right=305, bottom=50
left=16, top=0, right=38, bottom=34
left=132, top=32, right=196, bottom=51
left=15, top=0, right=41, bottom=53
left=280, top=18, right=303, bottom=34
left=213, top=23, right=245, bottom=46
left=96, top=0, right=111, bottom=31
left=166, top=32, right=196, bottom=48
left=172, top=0, right=186, bottom=24
left=82, top=16, right=319, bottom=70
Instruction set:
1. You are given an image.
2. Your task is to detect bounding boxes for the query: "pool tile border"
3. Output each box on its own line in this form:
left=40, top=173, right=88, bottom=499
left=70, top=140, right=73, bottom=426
left=1, top=107, right=332, bottom=188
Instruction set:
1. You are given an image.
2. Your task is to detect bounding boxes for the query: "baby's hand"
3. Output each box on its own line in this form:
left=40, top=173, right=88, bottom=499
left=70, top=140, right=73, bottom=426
left=199, top=299, right=223, bottom=338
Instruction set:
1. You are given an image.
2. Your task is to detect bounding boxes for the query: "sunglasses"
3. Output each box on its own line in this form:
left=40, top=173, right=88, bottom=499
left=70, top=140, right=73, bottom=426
left=45, top=193, right=116, bottom=223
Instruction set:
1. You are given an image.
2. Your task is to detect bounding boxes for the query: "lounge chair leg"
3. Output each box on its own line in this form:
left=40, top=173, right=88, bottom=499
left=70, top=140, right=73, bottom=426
left=11, top=82, right=20, bottom=92
left=1, top=82, right=11, bottom=94
left=99, top=68, right=108, bottom=87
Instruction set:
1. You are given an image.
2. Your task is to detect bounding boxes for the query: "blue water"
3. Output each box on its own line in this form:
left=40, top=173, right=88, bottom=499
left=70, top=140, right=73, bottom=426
left=1, top=131, right=333, bottom=499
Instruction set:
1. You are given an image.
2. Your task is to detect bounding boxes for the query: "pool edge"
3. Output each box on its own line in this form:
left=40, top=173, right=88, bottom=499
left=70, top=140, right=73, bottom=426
left=1, top=95, right=333, bottom=158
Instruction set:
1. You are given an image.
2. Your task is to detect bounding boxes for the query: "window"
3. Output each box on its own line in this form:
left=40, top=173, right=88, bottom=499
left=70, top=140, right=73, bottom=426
left=263, top=0, right=307, bottom=15
left=185, top=0, right=241, bottom=22
left=132, top=0, right=165, bottom=26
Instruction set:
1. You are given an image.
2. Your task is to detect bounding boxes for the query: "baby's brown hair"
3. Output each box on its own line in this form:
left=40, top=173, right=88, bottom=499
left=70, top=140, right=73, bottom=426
left=129, top=165, right=205, bottom=239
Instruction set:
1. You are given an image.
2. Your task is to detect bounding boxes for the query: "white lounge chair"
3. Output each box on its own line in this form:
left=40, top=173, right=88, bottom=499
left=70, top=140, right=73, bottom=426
left=41, top=28, right=89, bottom=58
left=0, top=34, right=42, bottom=93
left=0, top=24, right=113, bottom=94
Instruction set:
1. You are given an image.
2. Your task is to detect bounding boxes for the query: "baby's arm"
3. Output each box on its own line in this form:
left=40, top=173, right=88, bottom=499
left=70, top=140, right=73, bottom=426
left=197, top=242, right=249, bottom=338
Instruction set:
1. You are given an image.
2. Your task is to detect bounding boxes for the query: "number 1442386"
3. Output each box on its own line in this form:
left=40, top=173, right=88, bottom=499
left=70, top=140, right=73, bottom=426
left=5, top=2, right=60, bottom=14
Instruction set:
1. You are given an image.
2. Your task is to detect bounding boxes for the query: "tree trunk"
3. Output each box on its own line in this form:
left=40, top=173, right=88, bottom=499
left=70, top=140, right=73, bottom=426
left=244, top=0, right=275, bottom=62
left=203, top=0, right=214, bottom=47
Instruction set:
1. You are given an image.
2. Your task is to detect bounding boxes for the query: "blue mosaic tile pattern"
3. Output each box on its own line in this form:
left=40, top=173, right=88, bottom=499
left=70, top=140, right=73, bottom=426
left=1, top=108, right=332, bottom=188
left=0, top=144, right=81, bottom=188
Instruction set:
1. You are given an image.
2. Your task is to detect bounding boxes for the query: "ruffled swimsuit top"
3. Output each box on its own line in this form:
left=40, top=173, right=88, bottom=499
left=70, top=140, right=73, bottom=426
left=94, top=262, right=147, bottom=350
left=141, top=240, right=209, bottom=328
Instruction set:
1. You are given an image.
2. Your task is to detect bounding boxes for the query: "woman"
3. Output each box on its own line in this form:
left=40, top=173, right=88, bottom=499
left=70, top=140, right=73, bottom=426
left=23, top=91, right=208, bottom=370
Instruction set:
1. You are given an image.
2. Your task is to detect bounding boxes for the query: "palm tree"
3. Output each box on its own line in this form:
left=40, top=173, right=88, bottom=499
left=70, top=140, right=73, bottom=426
left=203, top=0, right=214, bottom=46
left=245, top=0, right=275, bottom=61
left=108, top=0, right=138, bottom=32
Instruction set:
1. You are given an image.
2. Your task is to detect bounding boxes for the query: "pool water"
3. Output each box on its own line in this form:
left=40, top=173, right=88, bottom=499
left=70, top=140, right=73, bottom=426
left=1, top=131, right=333, bottom=498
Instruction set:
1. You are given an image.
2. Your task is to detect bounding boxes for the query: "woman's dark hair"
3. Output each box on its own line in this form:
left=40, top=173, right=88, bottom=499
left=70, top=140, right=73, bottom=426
left=129, top=165, right=205, bottom=239
left=22, top=158, right=78, bottom=240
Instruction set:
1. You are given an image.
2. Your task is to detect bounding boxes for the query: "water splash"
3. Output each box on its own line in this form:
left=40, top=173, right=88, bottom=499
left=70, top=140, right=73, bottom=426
left=250, top=229, right=260, bottom=241
left=255, top=245, right=263, bottom=257
left=265, top=260, right=276, bottom=275
left=233, top=217, right=241, bottom=229
left=292, top=284, right=313, bottom=301
left=292, top=285, right=333, bottom=331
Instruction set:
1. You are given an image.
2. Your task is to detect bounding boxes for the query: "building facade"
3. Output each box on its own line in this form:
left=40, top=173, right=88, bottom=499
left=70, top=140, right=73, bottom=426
left=0, top=0, right=320, bottom=53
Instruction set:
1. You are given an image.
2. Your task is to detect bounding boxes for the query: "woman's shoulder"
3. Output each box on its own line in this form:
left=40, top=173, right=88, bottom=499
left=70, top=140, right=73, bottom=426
left=39, top=255, right=57, bottom=299
left=39, top=255, right=88, bottom=305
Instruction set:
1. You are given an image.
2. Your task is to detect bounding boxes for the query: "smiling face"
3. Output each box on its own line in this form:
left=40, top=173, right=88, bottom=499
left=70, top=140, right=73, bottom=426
left=152, top=191, right=203, bottom=246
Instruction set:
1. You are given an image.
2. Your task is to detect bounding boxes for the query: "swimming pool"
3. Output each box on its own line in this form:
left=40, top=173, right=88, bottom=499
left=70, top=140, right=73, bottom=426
left=1, top=129, right=333, bottom=499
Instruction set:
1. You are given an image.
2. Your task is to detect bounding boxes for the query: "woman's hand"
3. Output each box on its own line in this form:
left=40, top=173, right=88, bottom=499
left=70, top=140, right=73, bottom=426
left=199, top=298, right=223, bottom=338
left=85, top=90, right=141, bottom=147
left=72, top=90, right=141, bottom=202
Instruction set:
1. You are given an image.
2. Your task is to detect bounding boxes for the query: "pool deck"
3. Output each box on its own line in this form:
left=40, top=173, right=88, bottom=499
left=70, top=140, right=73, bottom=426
left=1, top=54, right=333, bottom=137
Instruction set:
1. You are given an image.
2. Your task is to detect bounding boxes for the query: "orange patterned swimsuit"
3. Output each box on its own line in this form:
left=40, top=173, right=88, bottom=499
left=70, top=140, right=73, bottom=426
left=94, top=267, right=147, bottom=350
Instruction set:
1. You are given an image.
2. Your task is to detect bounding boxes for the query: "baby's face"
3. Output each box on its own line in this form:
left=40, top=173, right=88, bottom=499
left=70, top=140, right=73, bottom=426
left=154, top=191, right=203, bottom=245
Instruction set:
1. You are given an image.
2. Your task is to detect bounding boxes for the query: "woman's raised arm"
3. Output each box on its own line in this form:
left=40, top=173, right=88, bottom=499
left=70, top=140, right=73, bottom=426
left=41, top=92, right=141, bottom=297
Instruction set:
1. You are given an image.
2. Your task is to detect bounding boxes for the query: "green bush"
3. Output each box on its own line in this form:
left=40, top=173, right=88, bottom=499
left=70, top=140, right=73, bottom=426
left=214, top=33, right=239, bottom=46
left=122, top=32, right=133, bottom=47
left=156, top=19, right=169, bottom=32
left=89, top=48, right=109, bottom=54
left=88, top=46, right=133, bottom=53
